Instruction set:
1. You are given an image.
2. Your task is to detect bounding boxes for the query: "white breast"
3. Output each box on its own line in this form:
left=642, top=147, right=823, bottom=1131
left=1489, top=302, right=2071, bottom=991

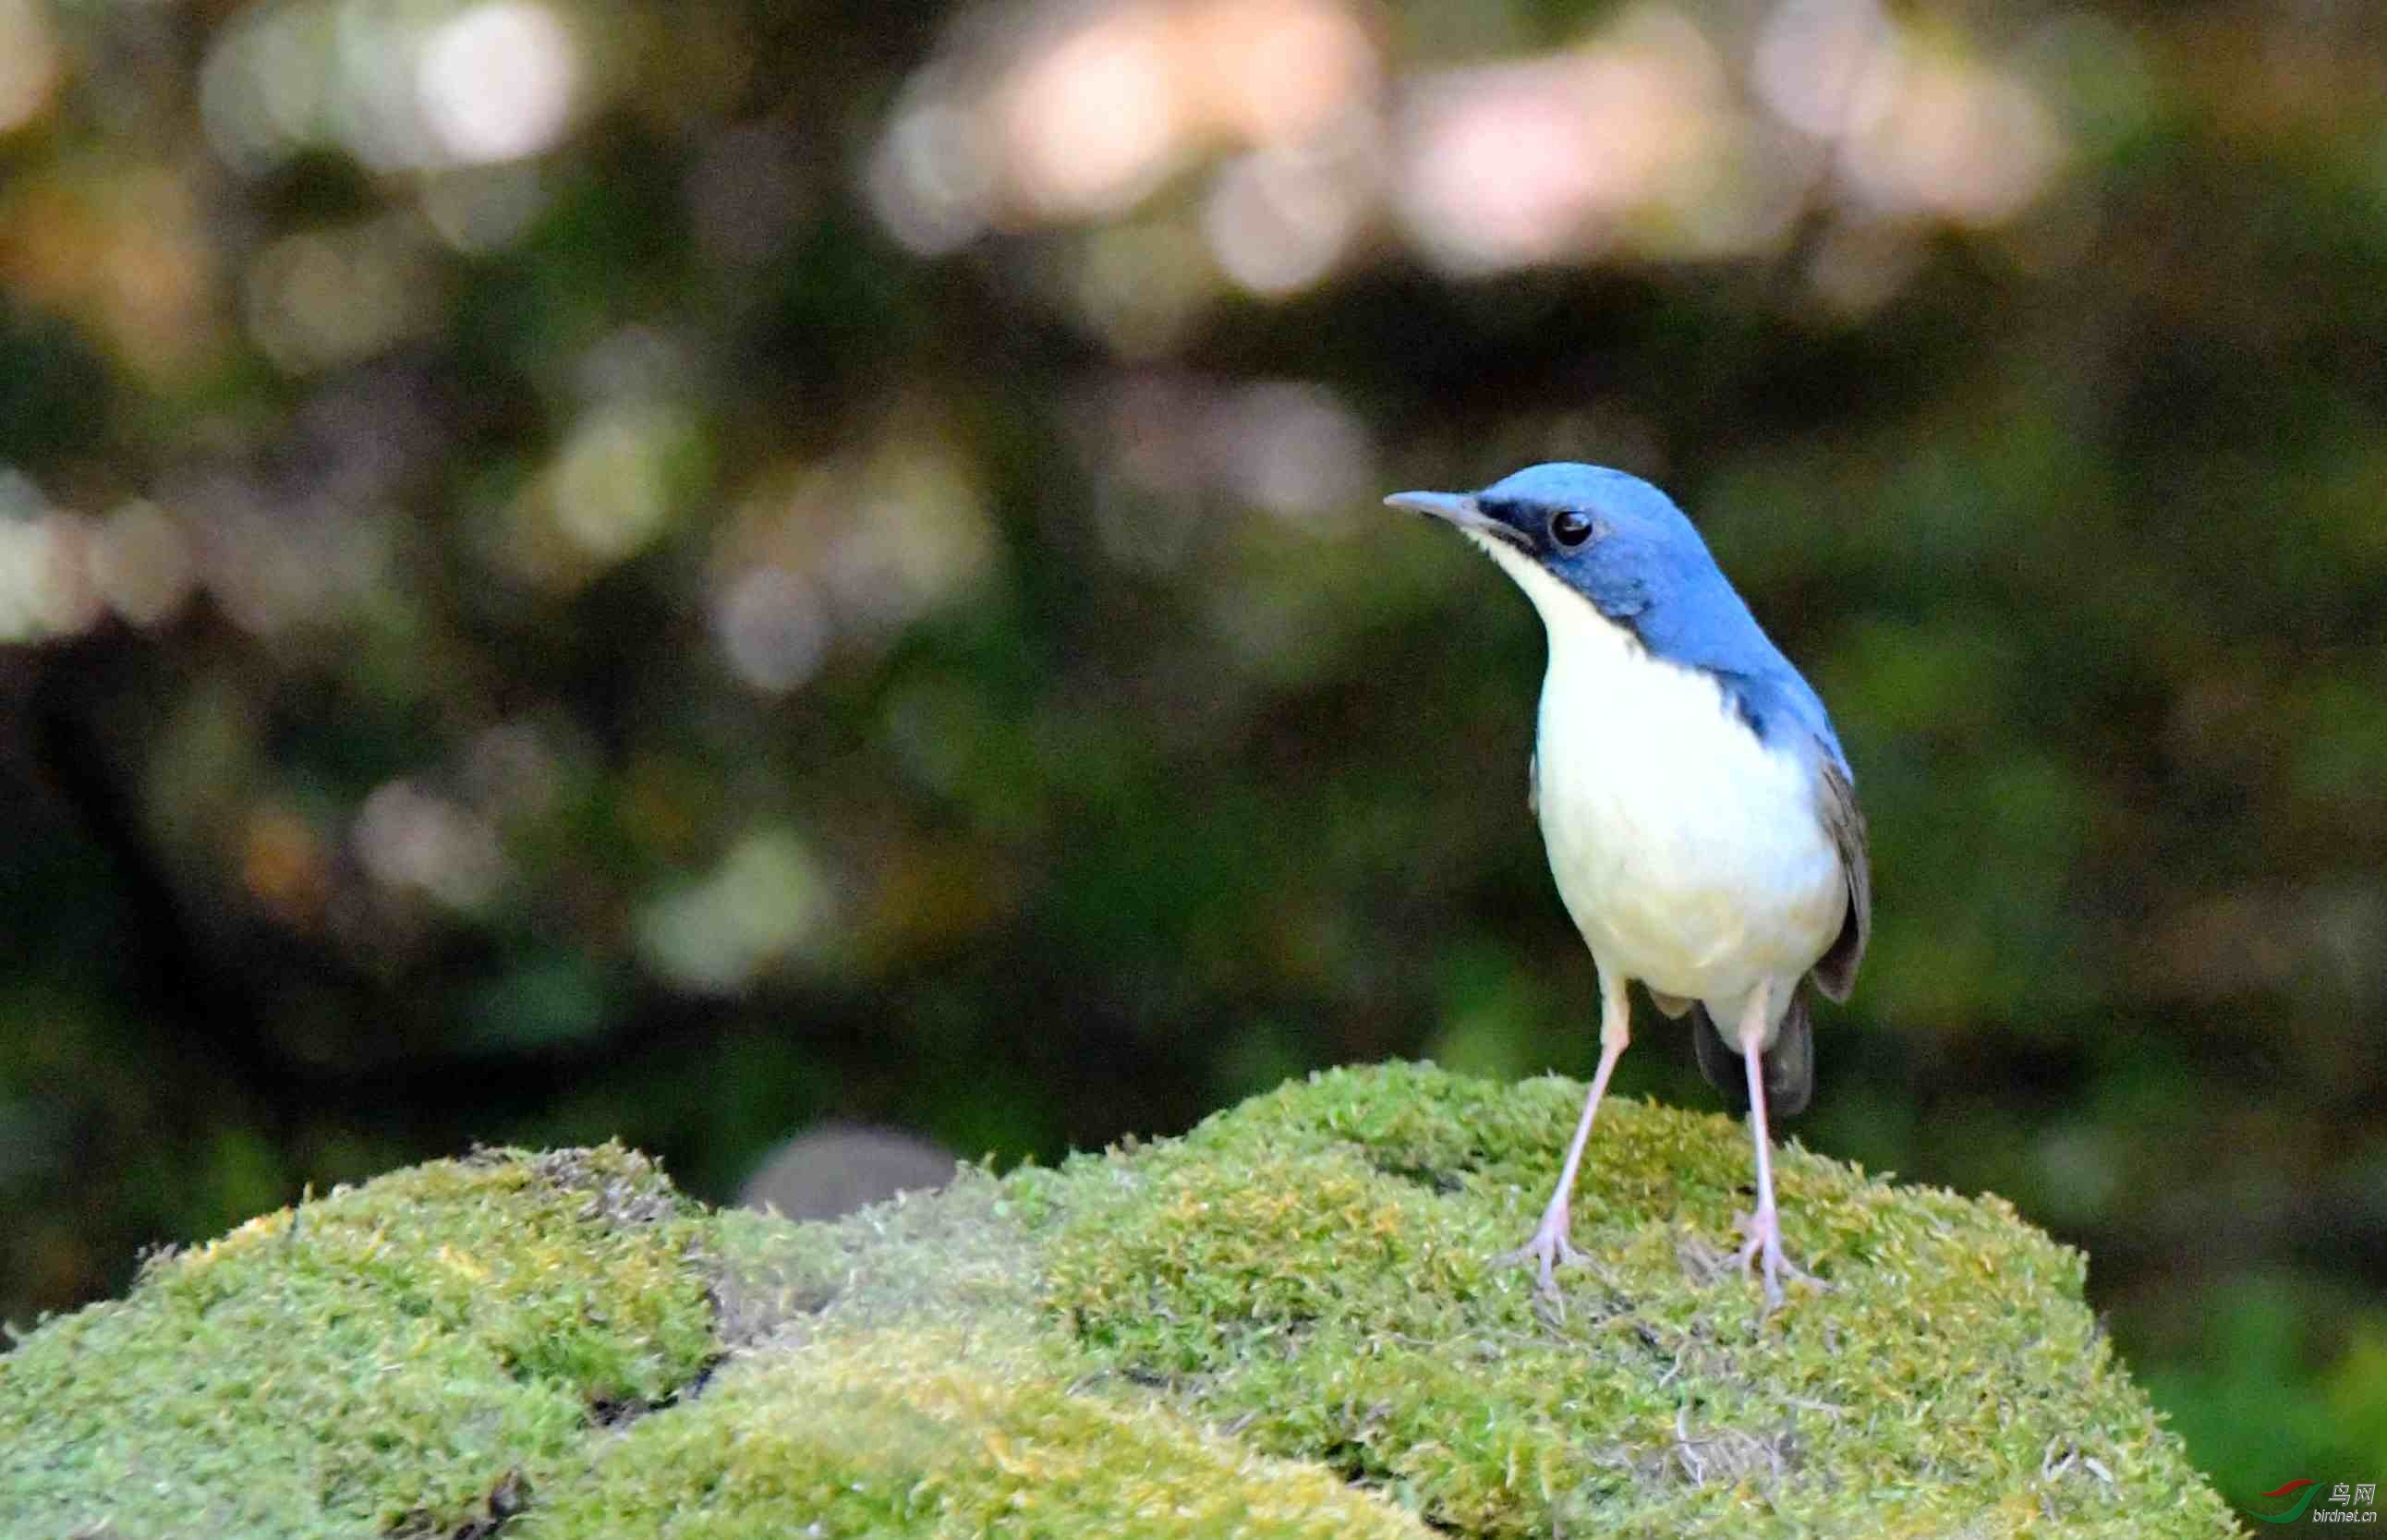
left=1473, top=536, right=1846, bottom=1009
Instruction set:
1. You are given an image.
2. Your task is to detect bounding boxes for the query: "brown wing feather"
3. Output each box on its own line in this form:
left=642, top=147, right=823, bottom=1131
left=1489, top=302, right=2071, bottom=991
left=1809, top=749, right=1870, bottom=1002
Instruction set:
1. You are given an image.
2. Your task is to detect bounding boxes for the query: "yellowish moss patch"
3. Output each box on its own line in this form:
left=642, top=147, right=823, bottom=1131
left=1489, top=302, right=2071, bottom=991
left=531, top=1328, right=1432, bottom=1539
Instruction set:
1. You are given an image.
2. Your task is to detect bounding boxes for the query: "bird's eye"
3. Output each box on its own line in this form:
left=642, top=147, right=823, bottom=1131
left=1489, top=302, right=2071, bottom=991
left=1550, top=510, right=1594, bottom=548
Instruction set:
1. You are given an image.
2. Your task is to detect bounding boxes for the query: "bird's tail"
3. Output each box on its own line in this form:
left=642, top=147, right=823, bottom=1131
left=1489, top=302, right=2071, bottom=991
left=1690, top=991, right=1813, bottom=1119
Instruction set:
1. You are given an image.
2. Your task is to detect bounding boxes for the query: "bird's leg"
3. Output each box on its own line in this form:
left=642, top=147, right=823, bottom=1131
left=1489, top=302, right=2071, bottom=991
left=1731, top=991, right=1822, bottom=1310
left=1500, top=968, right=1630, bottom=1295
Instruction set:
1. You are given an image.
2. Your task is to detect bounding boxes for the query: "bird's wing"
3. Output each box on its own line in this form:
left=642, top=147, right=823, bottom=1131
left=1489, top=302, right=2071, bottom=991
left=1690, top=993, right=1812, bottom=1117
left=1808, top=748, right=1869, bottom=1002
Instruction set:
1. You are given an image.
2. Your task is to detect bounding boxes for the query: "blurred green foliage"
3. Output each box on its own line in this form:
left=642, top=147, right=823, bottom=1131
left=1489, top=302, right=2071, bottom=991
left=1, top=0, right=2383, bottom=1516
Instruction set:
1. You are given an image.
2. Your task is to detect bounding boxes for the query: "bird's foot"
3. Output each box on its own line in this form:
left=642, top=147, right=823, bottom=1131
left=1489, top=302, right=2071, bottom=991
left=1733, top=1203, right=1824, bottom=1312
left=1497, top=1203, right=1587, bottom=1299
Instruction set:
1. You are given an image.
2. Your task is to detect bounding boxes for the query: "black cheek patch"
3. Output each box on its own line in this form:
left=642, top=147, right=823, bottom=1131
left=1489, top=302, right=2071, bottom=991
left=1477, top=498, right=1527, bottom=540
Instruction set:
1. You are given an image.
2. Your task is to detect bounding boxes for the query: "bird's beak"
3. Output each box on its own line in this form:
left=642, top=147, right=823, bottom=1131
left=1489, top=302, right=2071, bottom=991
left=1382, top=490, right=1529, bottom=549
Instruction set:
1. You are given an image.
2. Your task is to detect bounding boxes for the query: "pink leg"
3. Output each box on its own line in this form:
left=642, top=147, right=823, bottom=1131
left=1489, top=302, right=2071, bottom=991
left=1731, top=990, right=1821, bottom=1309
left=1501, top=968, right=1630, bottom=1294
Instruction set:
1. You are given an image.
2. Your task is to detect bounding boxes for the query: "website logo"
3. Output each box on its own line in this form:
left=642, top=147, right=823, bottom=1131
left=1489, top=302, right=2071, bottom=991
left=2255, top=1482, right=2325, bottom=1524
left=2251, top=1480, right=2379, bottom=1525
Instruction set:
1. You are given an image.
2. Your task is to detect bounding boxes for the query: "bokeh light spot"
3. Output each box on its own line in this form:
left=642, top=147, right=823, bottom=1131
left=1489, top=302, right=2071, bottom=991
left=552, top=404, right=696, bottom=564
left=0, top=473, right=103, bottom=642
left=92, top=501, right=198, bottom=629
left=1847, top=60, right=2064, bottom=226
left=1203, top=143, right=1371, bottom=297
left=1753, top=0, right=1898, bottom=139
left=356, top=780, right=505, bottom=912
left=716, top=566, right=830, bottom=696
left=867, top=88, right=995, bottom=256
left=1393, top=13, right=1731, bottom=275
left=636, top=827, right=836, bottom=995
left=1209, top=381, right=1373, bottom=525
left=0, top=0, right=63, bottom=135
left=1183, top=0, right=1376, bottom=146
left=416, top=0, right=579, bottom=165
left=245, top=224, right=437, bottom=374
left=1002, top=9, right=1183, bottom=217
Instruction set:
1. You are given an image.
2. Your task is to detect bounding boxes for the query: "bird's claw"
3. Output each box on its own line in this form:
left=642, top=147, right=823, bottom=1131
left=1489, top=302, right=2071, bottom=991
left=1497, top=1207, right=1587, bottom=1298
left=1733, top=1205, right=1825, bottom=1312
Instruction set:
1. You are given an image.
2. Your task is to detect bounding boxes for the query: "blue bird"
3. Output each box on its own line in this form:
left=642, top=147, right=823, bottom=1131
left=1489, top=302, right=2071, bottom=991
left=1385, top=464, right=1870, bottom=1308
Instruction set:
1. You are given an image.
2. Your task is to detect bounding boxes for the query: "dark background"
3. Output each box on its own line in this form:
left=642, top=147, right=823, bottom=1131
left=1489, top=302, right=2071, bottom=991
left=3, top=0, right=2383, bottom=1512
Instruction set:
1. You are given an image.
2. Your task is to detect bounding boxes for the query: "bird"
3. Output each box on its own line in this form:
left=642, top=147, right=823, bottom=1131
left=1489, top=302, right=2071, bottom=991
left=1384, top=463, right=1869, bottom=1309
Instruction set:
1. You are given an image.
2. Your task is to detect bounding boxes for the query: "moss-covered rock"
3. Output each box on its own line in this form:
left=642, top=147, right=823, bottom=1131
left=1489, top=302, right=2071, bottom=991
left=0, top=1063, right=2236, bottom=1537
left=0, top=1145, right=716, bottom=1538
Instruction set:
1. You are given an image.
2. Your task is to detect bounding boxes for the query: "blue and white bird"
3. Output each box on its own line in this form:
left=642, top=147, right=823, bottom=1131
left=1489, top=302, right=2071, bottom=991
left=1385, top=463, right=1869, bottom=1308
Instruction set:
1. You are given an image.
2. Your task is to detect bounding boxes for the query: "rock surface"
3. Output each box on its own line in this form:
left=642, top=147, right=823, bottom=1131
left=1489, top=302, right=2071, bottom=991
left=0, top=1062, right=2235, bottom=1537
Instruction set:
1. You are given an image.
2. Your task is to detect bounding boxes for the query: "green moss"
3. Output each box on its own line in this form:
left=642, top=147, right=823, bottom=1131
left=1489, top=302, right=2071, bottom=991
left=531, top=1328, right=1432, bottom=1539
left=0, top=1145, right=716, bottom=1539
left=1041, top=1065, right=2232, bottom=1537
left=0, top=1065, right=2236, bottom=1538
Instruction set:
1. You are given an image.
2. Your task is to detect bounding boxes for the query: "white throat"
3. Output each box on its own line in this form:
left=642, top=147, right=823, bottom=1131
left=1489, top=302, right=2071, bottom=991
left=1464, top=531, right=1648, bottom=683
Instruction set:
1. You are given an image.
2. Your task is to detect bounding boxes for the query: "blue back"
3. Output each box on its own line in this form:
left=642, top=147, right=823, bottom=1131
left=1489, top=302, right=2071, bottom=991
left=1476, top=464, right=1847, bottom=768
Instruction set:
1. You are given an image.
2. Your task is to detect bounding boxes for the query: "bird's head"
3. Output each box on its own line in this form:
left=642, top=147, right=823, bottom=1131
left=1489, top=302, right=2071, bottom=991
left=1382, top=463, right=1715, bottom=614
left=1384, top=460, right=1846, bottom=770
